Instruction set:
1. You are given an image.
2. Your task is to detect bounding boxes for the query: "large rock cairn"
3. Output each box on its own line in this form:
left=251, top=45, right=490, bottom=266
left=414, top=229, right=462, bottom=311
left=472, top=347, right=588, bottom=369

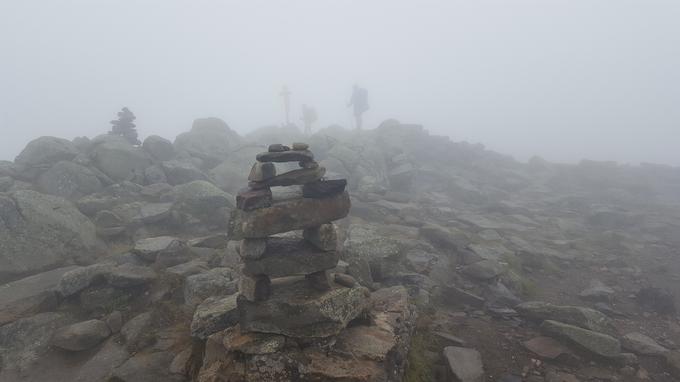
left=231, top=142, right=369, bottom=339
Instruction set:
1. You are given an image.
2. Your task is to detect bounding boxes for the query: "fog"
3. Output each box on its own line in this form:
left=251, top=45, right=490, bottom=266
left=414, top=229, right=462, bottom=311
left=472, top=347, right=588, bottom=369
left=1, top=0, right=679, bottom=165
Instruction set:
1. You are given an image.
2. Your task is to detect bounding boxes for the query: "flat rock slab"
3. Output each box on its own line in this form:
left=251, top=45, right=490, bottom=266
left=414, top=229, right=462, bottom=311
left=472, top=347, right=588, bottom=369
left=238, top=278, right=369, bottom=338
left=302, top=179, right=348, bottom=198
left=516, top=301, right=614, bottom=334
left=256, top=150, right=314, bottom=163
left=232, top=191, right=351, bottom=239
left=249, top=166, right=325, bottom=189
left=191, top=294, right=239, bottom=339
left=541, top=320, right=621, bottom=358
left=621, top=332, right=669, bottom=356
left=236, top=187, right=272, bottom=211
left=443, top=346, right=485, bottom=382
left=0, top=266, right=79, bottom=325
left=51, top=319, right=111, bottom=351
left=242, top=237, right=339, bottom=278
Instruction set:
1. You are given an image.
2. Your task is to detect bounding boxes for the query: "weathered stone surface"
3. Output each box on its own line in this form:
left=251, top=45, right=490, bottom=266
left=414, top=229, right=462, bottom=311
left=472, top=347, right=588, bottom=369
left=302, top=179, right=347, bottom=198
left=242, top=237, right=339, bottom=278
left=161, top=159, right=210, bottom=185
left=111, top=351, right=184, bottom=382
left=234, top=190, right=350, bottom=239
left=440, top=285, right=486, bottom=308
left=239, top=238, right=267, bottom=261
left=189, top=233, right=230, bottom=249
left=143, top=135, right=176, bottom=161
left=541, top=320, right=621, bottom=358
left=106, top=264, right=157, bottom=288
left=223, top=325, right=285, bottom=355
left=74, top=337, right=129, bottom=382
left=0, top=266, right=78, bottom=325
left=191, top=294, right=239, bottom=339
left=239, top=275, right=272, bottom=302
left=105, top=310, right=123, bottom=333
left=268, top=143, right=290, bottom=152
left=0, top=190, right=99, bottom=282
left=238, top=278, right=369, bottom=338
left=51, top=319, right=111, bottom=351
left=144, top=164, right=168, bottom=184
left=292, top=142, right=309, bottom=151
left=15, top=136, right=79, bottom=167
left=135, top=202, right=173, bottom=224
left=578, top=280, right=615, bottom=302
left=174, top=118, right=241, bottom=165
left=621, top=332, right=669, bottom=356
left=443, top=346, right=485, bottom=382
left=121, top=312, right=154, bottom=351
left=36, top=160, right=103, bottom=198
left=248, top=162, right=276, bottom=182
left=94, top=210, right=126, bottom=237
left=419, top=223, right=461, bottom=249
left=171, top=180, right=232, bottom=214
left=166, top=260, right=210, bottom=277
left=184, top=268, right=237, bottom=306
left=133, top=236, right=188, bottom=264
left=522, top=336, right=572, bottom=360
left=91, top=136, right=152, bottom=181
left=0, top=312, right=75, bottom=375
left=306, top=270, right=333, bottom=291
left=334, top=273, right=357, bottom=288
left=256, top=149, right=314, bottom=163
left=516, top=301, right=614, bottom=334
left=58, top=263, right=114, bottom=297
left=236, top=187, right=273, bottom=211
left=461, top=259, right=505, bottom=280
left=304, top=223, right=338, bottom=251
left=249, top=166, right=325, bottom=189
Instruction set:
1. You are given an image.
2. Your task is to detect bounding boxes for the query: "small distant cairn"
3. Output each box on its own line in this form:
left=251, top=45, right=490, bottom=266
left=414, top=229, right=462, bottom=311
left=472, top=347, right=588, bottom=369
left=109, top=107, right=140, bottom=145
left=228, top=142, right=369, bottom=343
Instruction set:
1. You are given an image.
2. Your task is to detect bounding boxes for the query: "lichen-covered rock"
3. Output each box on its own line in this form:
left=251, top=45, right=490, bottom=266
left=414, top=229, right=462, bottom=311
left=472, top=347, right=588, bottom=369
left=0, top=190, right=99, bottom=282
left=14, top=136, right=79, bottom=167
left=540, top=320, right=621, bottom=358
left=51, top=319, right=111, bottom=351
left=242, top=237, right=339, bottom=278
left=143, top=135, right=176, bottom=161
left=516, top=301, right=614, bottom=334
left=191, top=294, right=239, bottom=339
left=36, top=160, right=103, bottom=198
left=90, top=135, right=152, bottom=182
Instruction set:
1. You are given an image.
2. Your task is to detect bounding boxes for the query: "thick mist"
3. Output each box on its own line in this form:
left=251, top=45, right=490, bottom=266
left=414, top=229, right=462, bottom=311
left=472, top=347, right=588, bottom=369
left=1, top=0, right=679, bottom=165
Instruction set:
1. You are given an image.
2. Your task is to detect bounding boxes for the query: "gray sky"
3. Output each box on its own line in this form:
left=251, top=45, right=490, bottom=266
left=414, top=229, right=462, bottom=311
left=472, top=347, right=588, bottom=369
left=1, top=0, right=679, bottom=165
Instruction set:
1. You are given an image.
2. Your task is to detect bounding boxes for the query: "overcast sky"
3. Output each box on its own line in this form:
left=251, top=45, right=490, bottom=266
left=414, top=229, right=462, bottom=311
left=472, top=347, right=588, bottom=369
left=1, top=0, right=678, bottom=165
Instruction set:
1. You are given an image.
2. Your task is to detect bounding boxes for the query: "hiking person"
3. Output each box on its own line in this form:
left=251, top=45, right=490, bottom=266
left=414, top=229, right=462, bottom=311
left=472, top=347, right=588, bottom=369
left=301, top=104, right=318, bottom=135
left=347, top=85, right=369, bottom=129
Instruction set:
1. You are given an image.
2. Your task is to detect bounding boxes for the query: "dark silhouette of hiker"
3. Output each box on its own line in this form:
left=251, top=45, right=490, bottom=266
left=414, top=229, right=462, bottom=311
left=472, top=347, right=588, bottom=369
left=301, top=104, right=318, bottom=135
left=347, top=85, right=369, bottom=129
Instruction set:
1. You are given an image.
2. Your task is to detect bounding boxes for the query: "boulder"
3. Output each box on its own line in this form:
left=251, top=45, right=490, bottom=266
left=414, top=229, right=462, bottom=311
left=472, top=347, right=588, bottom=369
left=343, top=224, right=405, bottom=282
left=191, top=294, right=239, bottom=339
left=14, top=136, right=79, bottom=167
left=171, top=180, right=232, bottom=215
left=143, top=135, right=176, bottom=161
left=132, top=236, right=188, bottom=264
left=515, top=301, right=614, bottom=334
left=302, top=179, right=347, bottom=198
left=242, top=237, right=339, bottom=278
left=36, top=161, right=103, bottom=198
left=232, top=191, right=350, bottom=239
left=144, top=164, right=168, bottom=184
left=111, top=351, right=183, bottom=382
left=0, top=266, right=79, bottom=325
left=222, top=326, right=285, bottom=355
left=522, top=336, right=571, bottom=360
left=58, top=263, right=114, bottom=297
left=0, top=190, right=99, bottom=282
left=184, top=268, right=238, bottom=306
left=461, top=259, right=505, bottom=280
left=236, top=187, right=272, bottom=211
left=621, top=332, right=669, bottom=356
left=161, top=160, right=210, bottom=185
left=51, top=319, right=111, bottom=351
left=121, top=312, right=154, bottom=351
left=443, top=346, right=484, bottom=382
left=106, top=264, right=157, bottom=288
left=540, top=320, right=621, bottom=358
left=94, top=210, right=126, bottom=237
left=174, top=118, right=241, bottom=166
left=91, top=136, right=151, bottom=182
left=238, top=278, right=369, bottom=338
left=74, top=337, right=129, bottom=382
left=303, top=223, right=337, bottom=251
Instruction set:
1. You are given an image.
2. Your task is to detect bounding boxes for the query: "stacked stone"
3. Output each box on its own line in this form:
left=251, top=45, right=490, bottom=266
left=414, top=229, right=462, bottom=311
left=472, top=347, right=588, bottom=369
left=232, top=142, right=368, bottom=339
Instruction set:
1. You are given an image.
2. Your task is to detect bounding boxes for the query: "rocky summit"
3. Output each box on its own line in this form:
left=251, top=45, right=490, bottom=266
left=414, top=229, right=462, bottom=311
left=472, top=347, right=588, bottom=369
left=2, top=120, right=680, bottom=382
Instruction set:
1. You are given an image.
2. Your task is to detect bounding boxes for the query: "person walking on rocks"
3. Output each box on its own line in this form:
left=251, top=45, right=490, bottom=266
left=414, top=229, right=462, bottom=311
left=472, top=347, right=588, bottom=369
left=301, top=104, right=318, bottom=135
left=280, top=85, right=292, bottom=126
left=347, top=84, right=369, bottom=129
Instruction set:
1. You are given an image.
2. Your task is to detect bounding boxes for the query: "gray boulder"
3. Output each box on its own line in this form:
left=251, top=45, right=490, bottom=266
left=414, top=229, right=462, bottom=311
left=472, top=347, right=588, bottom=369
left=541, top=320, right=621, bottom=358
left=143, top=135, right=176, bottom=161
left=190, top=294, right=239, bottom=339
left=36, top=160, right=103, bottom=199
left=161, top=160, right=209, bottom=185
left=174, top=118, right=241, bottom=166
left=515, top=301, right=614, bottom=334
left=171, top=180, right=232, bottom=215
left=15, top=136, right=79, bottom=167
left=0, top=190, right=99, bottom=282
left=621, top=332, right=669, bottom=356
left=90, top=135, right=151, bottom=182
left=58, top=263, right=114, bottom=297
left=51, top=319, right=111, bottom=351
left=443, top=346, right=484, bottom=382
left=461, top=259, right=506, bottom=280
left=184, top=268, right=237, bottom=307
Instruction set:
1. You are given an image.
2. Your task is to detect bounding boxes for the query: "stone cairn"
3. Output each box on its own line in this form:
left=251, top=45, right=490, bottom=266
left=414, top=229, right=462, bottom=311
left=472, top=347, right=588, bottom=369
left=229, top=142, right=369, bottom=343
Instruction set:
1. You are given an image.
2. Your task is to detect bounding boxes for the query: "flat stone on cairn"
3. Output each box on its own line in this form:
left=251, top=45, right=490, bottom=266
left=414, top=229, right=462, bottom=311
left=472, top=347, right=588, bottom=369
left=229, top=142, right=367, bottom=339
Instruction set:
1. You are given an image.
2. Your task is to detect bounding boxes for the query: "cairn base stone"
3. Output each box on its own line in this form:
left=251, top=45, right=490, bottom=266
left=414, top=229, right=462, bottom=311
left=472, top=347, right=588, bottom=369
left=239, top=275, right=271, bottom=302
left=242, top=237, right=339, bottom=278
left=238, top=278, right=369, bottom=338
left=239, top=238, right=267, bottom=261
left=236, top=187, right=272, bottom=211
left=306, top=270, right=333, bottom=291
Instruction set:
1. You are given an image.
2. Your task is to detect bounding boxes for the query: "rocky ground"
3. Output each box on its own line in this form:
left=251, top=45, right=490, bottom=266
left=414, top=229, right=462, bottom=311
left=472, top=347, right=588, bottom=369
left=1, top=118, right=680, bottom=381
